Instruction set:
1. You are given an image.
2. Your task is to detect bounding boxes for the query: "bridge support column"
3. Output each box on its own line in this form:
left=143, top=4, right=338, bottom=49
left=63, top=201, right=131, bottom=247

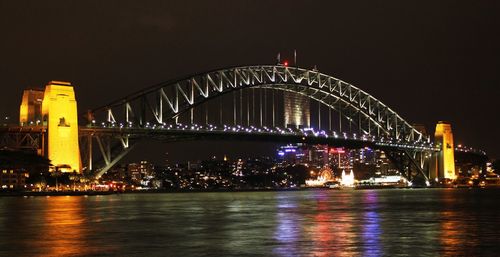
left=41, top=81, right=82, bottom=173
left=433, top=121, right=456, bottom=180
left=93, top=134, right=134, bottom=178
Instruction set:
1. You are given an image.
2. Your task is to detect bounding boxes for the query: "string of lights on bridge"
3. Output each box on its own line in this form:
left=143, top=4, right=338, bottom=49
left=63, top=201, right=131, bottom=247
left=90, top=120, right=442, bottom=151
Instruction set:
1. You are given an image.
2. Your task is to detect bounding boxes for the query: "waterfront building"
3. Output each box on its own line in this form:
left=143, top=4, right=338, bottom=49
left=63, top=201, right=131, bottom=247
left=0, top=168, right=29, bottom=190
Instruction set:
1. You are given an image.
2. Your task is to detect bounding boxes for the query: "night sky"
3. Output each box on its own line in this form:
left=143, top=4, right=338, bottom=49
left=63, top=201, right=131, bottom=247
left=0, top=1, right=499, bottom=163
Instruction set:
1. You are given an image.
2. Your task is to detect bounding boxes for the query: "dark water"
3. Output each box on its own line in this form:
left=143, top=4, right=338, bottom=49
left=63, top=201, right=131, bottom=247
left=1, top=189, right=499, bottom=257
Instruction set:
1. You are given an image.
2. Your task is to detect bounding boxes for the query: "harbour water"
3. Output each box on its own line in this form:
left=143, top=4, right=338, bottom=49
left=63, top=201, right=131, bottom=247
left=1, top=188, right=499, bottom=256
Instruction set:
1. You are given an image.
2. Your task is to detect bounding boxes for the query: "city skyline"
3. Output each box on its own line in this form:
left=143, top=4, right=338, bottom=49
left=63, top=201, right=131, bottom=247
left=0, top=1, right=498, bottom=161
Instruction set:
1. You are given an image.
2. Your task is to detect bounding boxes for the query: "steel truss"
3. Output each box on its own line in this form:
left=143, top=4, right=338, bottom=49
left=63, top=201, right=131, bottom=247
left=79, top=131, right=133, bottom=178
left=384, top=150, right=432, bottom=184
left=0, top=127, right=45, bottom=153
left=90, top=65, right=425, bottom=142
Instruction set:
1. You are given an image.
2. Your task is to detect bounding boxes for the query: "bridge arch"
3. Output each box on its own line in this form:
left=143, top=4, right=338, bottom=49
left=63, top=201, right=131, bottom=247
left=90, top=65, right=424, bottom=142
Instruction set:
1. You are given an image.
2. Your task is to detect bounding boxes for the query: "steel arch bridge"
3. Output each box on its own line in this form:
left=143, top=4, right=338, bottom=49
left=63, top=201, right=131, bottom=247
left=81, top=65, right=437, bottom=180
left=90, top=65, right=424, bottom=142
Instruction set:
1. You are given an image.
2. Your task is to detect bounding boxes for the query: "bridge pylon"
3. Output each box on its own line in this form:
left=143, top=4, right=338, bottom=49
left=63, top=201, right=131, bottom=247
left=430, top=121, right=456, bottom=180
left=39, top=81, right=81, bottom=173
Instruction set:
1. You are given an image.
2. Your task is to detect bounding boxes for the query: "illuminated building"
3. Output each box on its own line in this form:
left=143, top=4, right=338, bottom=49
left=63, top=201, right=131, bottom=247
left=0, top=168, right=29, bottom=190
left=19, top=88, right=44, bottom=125
left=434, top=121, right=456, bottom=180
left=329, top=147, right=348, bottom=169
left=278, top=144, right=306, bottom=163
left=128, top=161, right=155, bottom=185
left=41, top=81, right=81, bottom=172
left=233, top=159, right=244, bottom=176
left=375, top=150, right=391, bottom=175
left=139, top=160, right=155, bottom=176
left=127, top=163, right=141, bottom=183
left=308, top=145, right=329, bottom=167
left=283, top=92, right=310, bottom=128
left=278, top=144, right=329, bottom=167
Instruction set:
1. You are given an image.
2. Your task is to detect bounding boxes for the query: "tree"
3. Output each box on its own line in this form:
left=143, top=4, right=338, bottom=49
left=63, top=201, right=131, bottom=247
left=51, top=168, right=63, bottom=191
left=492, top=160, right=500, bottom=175
left=0, top=149, right=51, bottom=173
left=0, top=149, right=51, bottom=191
left=283, top=164, right=309, bottom=185
left=79, top=171, right=93, bottom=191
left=69, top=170, right=81, bottom=191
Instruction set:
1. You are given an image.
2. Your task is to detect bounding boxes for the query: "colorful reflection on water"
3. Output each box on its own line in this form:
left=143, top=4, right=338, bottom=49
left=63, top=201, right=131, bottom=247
left=273, top=195, right=301, bottom=256
left=362, top=191, right=381, bottom=257
left=0, top=189, right=499, bottom=256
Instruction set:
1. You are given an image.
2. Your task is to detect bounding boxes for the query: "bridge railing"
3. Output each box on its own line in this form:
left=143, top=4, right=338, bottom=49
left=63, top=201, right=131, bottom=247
left=82, top=121, right=439, bottom=152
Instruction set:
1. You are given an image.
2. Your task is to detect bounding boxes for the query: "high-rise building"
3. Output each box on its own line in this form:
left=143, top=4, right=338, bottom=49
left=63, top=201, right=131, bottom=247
left=283, top=92, right=310, bottom=128
left=308, top=145, right=329, bottom=167
left=278, top=144, right=308, bottom=164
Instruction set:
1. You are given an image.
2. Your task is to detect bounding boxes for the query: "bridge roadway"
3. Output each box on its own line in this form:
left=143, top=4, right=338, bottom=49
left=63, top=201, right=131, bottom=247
left=79, top=123, right=438, bottom=152
left=2, top=124, right=488, bottom=156
left=0, top=125, right=46, bottom=133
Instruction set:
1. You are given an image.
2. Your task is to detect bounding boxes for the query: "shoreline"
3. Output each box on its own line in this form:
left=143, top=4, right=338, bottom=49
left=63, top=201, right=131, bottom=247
left=1, top=186, right=498, bottom=197
left=0, top=188, right=304, bottom=197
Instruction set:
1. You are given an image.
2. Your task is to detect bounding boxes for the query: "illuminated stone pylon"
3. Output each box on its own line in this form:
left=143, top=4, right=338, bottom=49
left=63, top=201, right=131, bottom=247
left=41, top=81, right=81, bottom=173
left=19, top=88, right=44, bottom=126
left=432, top=121, right=456, bottom=180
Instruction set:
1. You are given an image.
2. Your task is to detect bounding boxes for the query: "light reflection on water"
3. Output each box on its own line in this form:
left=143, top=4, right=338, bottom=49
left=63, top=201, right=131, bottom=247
left=33, top=196, right=86, bottom=256
left=0, top=189, right=499, bottom=256
left=362, top=191, right=381, bottom=257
